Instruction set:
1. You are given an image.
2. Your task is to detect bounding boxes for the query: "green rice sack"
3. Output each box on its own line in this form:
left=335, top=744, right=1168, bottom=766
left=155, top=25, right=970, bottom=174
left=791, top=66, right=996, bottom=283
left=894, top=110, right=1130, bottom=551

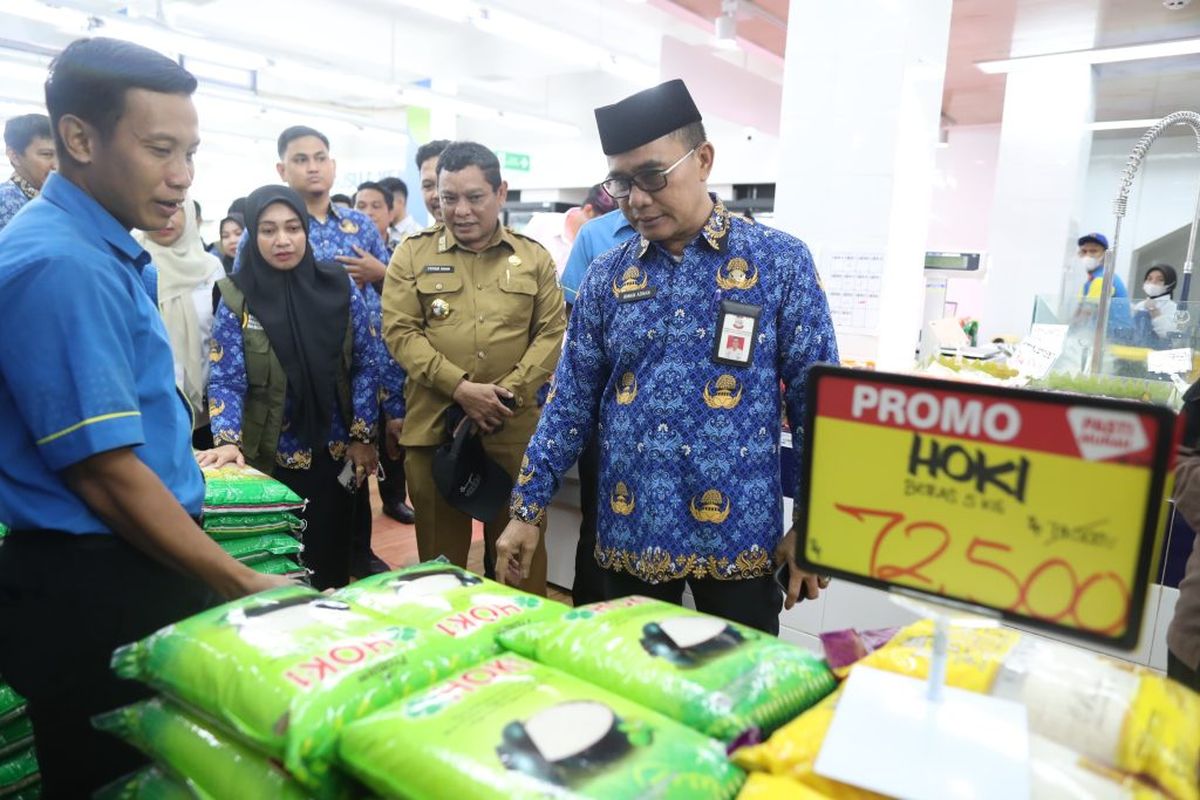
left=498, top=596, right=837, bottom=742
left=111, top=585, right=475, bottom=790
left=201, top=463, right=305, bottom=514
left=0, top=523, right=8, bottom=538
left=333, top=560, right=567, bottom=647
left=0, top=747, right=38, bottom=796
left=94, top=767, right=197, bottom=800
left=93, top=698, right=326, bottom=800
left=202, top=512, right=302, bottom=540
left=338, top=654, right=745, bottom=800
left=0, top=717, right=32, bottom=760
left=217, top=533, right=302, bottom=564
left=250, top=556, right=307, bottom=576
left=0, top=687, right=24, bottom=727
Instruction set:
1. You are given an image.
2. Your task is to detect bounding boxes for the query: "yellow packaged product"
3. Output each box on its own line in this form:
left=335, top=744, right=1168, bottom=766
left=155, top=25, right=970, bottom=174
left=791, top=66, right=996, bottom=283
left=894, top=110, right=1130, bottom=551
left=737, top=773, right=835, bottom=799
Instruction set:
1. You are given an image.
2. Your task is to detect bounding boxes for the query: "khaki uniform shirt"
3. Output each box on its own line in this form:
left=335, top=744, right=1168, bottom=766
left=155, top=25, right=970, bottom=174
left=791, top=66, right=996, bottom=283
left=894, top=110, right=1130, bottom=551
left=382, top=222, right=565, bottom=447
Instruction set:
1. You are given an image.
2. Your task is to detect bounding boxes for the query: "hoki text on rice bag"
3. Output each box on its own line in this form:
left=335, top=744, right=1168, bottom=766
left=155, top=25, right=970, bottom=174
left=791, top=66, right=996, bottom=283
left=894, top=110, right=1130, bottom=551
left=111, top=585, right=475, bottom=792
left=200, top=463, right=305, bottom=513
left=94, top=697, right=330, bottom=800
left=337, top=653, right=745, bottom=800
left=94, top=766, right=200, bottom=800
left=853, top=620, right=1200, bottom=800
left=498, top=596, right=836, bottom=742
left=333, top=559, right=566, bottom=647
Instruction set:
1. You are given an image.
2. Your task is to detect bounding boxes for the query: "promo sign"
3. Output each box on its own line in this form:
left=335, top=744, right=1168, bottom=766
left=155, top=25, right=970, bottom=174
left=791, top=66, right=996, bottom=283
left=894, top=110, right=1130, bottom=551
left=798, top=366, right=1176, bottom=649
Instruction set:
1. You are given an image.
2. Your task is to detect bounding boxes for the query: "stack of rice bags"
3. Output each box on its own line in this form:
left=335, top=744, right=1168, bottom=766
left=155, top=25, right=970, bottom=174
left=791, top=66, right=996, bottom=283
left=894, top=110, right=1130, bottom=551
left=200, top=462, right=306, bottom=578
left=95, top=560, right=568, bottom=798
left=0, top=682, right=39, bottom=800
left=734, top=619, right=1200, bottom=800
left=329, top=571, right=835, bottom=799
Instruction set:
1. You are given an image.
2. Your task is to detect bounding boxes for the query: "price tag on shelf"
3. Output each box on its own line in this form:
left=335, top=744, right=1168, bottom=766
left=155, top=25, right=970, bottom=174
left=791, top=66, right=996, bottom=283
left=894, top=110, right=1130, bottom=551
left=797, top=367, right=1175, bottom=649
left=1011, top=323, right=1068, bottom=379
left=1146, top=347, right=1193, bottom=375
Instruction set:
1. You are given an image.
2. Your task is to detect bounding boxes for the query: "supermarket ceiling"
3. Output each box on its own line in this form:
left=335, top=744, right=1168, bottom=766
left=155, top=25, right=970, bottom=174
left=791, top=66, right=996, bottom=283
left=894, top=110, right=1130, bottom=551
left=0, top=0, right=1197, bottom=138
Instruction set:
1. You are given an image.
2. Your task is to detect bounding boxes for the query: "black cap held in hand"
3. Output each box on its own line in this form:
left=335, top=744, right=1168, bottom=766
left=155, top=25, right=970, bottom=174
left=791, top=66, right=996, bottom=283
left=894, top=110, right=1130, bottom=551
left=594, top=79, right=702, bottom=156
left=432, top=410, right=513, bottom=521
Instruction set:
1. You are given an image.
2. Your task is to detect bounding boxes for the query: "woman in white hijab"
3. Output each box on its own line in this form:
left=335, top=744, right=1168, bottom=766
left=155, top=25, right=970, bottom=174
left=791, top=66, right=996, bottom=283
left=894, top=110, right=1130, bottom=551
left=139, top=198, right=225, bottom=448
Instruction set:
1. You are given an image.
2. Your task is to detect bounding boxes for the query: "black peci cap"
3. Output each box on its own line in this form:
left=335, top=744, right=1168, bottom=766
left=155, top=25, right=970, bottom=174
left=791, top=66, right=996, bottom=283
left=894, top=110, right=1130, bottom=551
left=594, top=79, right=702, bottom=156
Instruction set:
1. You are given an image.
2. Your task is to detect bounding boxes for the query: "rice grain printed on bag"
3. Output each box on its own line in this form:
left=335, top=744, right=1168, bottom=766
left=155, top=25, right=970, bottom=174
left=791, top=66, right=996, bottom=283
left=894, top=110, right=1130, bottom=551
left=333, top=560, right=566, bottom=647
left=852, top=620, right=1200, bottom=800
left=338, top=653, right=745, bottom=800
left=94, top=766, right=199, bottom=800
left=200, top=463, right=305, bottom=514
left=111, top=585, right=474, bottom=791
left=499, top=596, right=837, bottom=742
left=94, top=697, right=324, bottom=800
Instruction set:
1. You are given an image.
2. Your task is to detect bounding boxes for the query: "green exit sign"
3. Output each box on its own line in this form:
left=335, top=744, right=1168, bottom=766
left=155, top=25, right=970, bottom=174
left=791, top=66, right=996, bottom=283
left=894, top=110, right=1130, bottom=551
left=496, top=150, right=531, bottom=172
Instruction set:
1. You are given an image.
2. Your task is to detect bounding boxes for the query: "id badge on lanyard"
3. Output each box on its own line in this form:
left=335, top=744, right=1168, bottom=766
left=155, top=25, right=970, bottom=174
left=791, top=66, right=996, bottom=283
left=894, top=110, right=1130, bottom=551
left=712, top=299, right=761, bottom=367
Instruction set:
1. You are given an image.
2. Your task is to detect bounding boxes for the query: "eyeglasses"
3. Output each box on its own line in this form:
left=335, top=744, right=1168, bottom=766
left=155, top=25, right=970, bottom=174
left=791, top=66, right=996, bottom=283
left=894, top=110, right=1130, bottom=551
left=601, top=148, right=696, bottom=200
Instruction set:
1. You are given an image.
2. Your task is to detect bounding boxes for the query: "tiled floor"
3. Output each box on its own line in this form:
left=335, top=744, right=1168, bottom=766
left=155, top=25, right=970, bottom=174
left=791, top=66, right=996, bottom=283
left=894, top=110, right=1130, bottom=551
left=366, top=479, right=573, bottom=606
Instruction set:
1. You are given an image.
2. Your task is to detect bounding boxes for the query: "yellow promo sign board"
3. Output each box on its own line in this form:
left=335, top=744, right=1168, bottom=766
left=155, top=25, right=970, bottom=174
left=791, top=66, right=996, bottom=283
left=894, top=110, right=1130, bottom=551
left=797, top=366, right=1177, bottom=649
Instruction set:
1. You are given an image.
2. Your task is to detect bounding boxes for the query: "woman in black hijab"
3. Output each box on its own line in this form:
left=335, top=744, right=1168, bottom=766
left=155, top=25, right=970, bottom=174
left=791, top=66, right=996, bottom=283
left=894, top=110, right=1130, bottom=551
left=199, top=185, right=381, bottom=589
left=216, top=212, right=244, bottom=274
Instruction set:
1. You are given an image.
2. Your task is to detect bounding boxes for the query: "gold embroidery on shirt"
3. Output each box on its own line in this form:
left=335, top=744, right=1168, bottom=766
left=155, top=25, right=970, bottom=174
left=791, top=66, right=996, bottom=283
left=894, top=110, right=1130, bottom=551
left=610, top=481, right=635, bottom=515
left=612, top=265, right=649, bottom=298
left=209, top=341, right=224, bottom=363
left=518, top=455, right=535, bottom=486
left=702, top=374, right=743, bottom=409
left=616, top=372, right=638, bottom=405
left=689, top=489, right=731, bottom=524
left=716, top=257, right=758, bottom=290
left=208, top=398, right=225, bottom=417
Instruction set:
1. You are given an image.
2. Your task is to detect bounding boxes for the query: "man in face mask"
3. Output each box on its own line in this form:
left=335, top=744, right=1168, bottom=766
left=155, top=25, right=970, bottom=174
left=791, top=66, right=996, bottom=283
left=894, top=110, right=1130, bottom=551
left=1076, top=232, right=1131, bottom=333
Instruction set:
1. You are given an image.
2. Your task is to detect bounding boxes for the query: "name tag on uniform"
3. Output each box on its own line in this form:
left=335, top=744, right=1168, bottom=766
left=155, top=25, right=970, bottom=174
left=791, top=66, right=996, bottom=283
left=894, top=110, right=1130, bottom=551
left=616, top=286, right=657, bottom=303
left=424, top=265, right=454, bottom=274
left=245, top=314, right=264, bottom=331
left=713, top=300, right=760, bottom=366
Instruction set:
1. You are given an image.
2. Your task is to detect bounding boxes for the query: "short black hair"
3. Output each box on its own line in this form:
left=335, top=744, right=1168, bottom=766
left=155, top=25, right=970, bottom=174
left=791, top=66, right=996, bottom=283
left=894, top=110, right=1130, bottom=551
left=356, top=181, right=394, bottom=210
left=436, top=141, right=502, bottom=191
left=585, top=183, right=617, bottom=215
left=377, top=176, right=408, bottom=201
left=45, top=38, right=197, bottom=160
left=192, top=199, right=202, bottom=220
left=277, top=125, right=330, bottom=159
left=330, top=193, right=352, bottom=206
left=4, top=114, right=52, bottom=153
left=671, top=121, right=707, bottom=150
left=415, top=139, right=450, bottom=170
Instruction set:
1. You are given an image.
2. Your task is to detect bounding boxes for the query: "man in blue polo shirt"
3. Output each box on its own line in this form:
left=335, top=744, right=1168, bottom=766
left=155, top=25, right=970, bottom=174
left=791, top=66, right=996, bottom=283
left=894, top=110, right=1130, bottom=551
left=0, top=39, right=288, bottom=797
left=555, top=206, right=637, bottom=604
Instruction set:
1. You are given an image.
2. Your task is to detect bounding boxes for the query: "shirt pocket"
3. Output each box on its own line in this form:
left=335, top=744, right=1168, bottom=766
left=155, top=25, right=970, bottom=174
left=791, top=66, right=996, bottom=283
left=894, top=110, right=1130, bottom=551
left=496, top=274, right=538, bottom=325
left=243, top=333, right=273, bottom=389
left=415, top=272, right=465, bottom=326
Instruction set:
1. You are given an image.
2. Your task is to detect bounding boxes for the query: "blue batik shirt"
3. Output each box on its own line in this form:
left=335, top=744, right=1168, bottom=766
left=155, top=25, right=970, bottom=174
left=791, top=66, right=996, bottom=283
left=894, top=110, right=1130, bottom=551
left=236, top=203, right=405, bottom=419
left=208, top=284, right=382, bottom=470
left=511, top=199, right=839, bottom=583
left=0, top=175, right=37, bottom=232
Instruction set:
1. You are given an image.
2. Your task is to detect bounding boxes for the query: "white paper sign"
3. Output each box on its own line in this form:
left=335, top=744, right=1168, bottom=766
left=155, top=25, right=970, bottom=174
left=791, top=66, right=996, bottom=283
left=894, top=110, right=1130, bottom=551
left=1147, top=347, right=1193, bottom=375
left=816, top=666, right=1030, bottom=800
left=1012, top=323, right=1069, bottom=379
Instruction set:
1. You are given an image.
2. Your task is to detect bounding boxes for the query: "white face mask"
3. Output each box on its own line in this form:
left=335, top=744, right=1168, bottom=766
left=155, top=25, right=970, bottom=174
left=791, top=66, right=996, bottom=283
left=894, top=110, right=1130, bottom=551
left=1078, top=255, right=1100, bottom=272
left=1144, top=282, right=1172, bottom=299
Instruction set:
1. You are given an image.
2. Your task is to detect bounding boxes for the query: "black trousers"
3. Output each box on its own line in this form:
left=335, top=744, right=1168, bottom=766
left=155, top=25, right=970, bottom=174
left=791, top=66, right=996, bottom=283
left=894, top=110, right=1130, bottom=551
left=602, top=569, right=784, bottom=635
left=573, top=437, right=605, bottom=605
left=275, top=449, right=354, bottom=590
left=0, top=532, right=214, bottom=799
left=1168, top=650, right=1200, bottom=692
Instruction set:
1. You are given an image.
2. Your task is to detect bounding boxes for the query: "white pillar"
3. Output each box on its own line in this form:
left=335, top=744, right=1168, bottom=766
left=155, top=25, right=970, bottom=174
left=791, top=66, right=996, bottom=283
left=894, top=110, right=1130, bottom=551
left=980, top=65, right=1095, bottom=340
left=774, top=0, right=953, bottom=370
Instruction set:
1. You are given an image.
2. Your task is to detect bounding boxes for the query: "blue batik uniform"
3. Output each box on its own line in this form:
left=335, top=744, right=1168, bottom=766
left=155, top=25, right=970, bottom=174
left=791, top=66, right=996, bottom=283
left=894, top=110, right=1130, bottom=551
left=0, top=175, right=37, bottom=232
left=511, top=199, right=838, bottom=583
left=236, top=204, right=405, bottom=420
left=208, top=286, right=382, bottom=469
